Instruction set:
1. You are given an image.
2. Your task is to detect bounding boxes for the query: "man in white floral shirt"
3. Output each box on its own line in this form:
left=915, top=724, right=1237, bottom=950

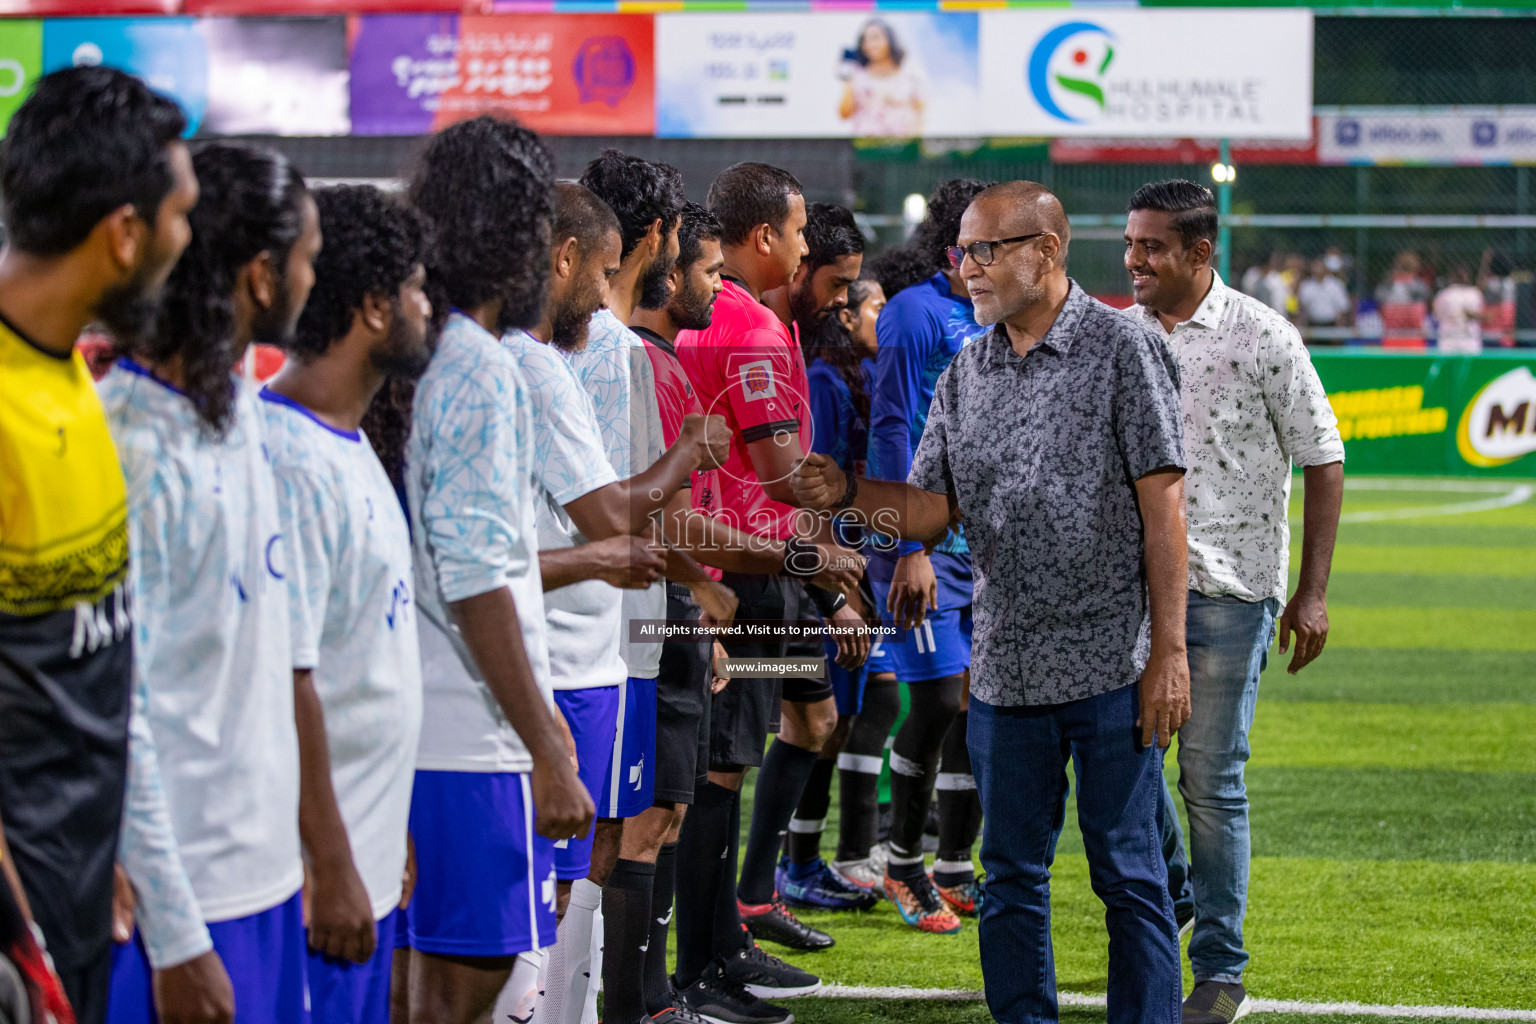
left=1123, top=180, right=1345, bottom=1024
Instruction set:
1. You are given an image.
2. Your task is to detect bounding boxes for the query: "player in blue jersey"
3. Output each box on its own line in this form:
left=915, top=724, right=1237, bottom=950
left=800, top=275, right=910, bottom=900
left=260, top=184, right=435, bottom=1024
left=102, top=143, right=322, bottom=1024
left=866, top=178, right=993, bottom=933
left=395, top=118, right=596, bottom=1024
left=782, top=265, right=900, bottom=913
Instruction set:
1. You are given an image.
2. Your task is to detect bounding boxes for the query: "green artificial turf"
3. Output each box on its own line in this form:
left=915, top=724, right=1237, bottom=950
left=723, top=478, right=1536, bottom=1021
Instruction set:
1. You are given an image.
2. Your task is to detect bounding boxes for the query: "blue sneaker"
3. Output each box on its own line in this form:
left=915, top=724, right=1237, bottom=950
left=775, top=858, right=880, bottom=911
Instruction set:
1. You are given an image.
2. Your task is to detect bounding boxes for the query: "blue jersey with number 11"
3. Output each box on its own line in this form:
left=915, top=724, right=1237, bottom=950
left=868, top=272, right=982, bottom=558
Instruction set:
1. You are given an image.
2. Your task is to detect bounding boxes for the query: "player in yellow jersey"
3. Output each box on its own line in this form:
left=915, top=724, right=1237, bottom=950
left=0, top=66, right=198, bottom=1024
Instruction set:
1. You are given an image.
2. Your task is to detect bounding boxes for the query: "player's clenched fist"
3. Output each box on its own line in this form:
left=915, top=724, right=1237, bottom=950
left=679, top=412, right=733, bottom=470
left=791, top=452, right=848, bottom=511
left=531, top=756, right=596, bottom=842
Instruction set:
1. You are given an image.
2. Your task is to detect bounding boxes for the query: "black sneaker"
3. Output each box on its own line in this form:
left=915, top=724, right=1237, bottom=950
left=722, top=940, right=823, bottom=998
left=645, top=1007, right=711, bottom=1024
left=737, top=897, right=834, bottom=951
left=673, top=961, right=794, bottom=1024
left=1176, top=903, right=1195, bottom=939
left=1183, top=981, right=1251, bottom=1024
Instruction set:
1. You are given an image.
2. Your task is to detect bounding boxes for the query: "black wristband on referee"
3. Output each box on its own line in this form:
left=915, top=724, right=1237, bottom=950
left=805, top=584, right=848, bottom=618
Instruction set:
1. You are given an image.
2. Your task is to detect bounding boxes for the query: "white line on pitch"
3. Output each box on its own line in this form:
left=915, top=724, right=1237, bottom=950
left=1339, top=484, right=1533, bottom=524
left=812, top=986, right=1536, bottom=1020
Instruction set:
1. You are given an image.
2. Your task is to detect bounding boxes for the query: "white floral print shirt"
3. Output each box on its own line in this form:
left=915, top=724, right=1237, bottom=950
left=1127, top=273, right=1345, bottom=605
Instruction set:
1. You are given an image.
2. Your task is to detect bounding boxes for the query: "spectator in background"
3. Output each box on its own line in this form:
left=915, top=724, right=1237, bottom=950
left=1240, top=254, right=1289, bottom=315
left=1480, top=249, right=1516, bottom=309
left=1323, top=246, right=1351, bottom=284
left=1297, top=259, right=1352, bottom=333
left=1432, top=265, right=1485, bottom=355
left=1280, top=254, right=1307, bottom=320
left=1376, top=251, right=1431, bottom=306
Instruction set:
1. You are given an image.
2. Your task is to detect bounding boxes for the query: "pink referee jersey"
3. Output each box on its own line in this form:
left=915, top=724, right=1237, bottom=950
left=675, top=278, right=812, bottom=541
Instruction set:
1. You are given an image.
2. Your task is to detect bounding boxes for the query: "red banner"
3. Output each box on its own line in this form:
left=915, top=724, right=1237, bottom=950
left=1050, top=124, right=1319, bottom=165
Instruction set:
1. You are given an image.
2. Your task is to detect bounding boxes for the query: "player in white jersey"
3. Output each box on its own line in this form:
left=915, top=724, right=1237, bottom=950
left=572, top=152, right=776, bottom=1024
left=100, top=143, right=322, bottom=1024
left=260, top=184, right=435, bottom=1024
left=493, top=182, right=733, bottom=1024
left=393, top=118, right=594, bottom=1024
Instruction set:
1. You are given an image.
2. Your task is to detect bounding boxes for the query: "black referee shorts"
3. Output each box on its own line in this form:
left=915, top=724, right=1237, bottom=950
left=654, top=583, right=712, bottom=805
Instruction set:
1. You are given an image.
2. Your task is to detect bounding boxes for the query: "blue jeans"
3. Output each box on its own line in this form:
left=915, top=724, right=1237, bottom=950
left=1158, top=591, right=1279, bottom=984
left=969, top=686, right=1180, bottom=1024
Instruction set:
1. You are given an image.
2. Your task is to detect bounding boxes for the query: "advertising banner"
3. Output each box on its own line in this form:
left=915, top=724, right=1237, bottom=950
left=40, top=16, right=344, bottom=135
left=1049, top=132, right=1317, bottom=165
left=349, top=13, right=653, bottom=136
left=655, top=12, right=981, bottom=139
left=977, top=9, right=1312, bottom=141
left=1318, top=108, right=1536, bottom=166
left=43, top=17, right=207, bottom=131
left=202, top=17, right=347, bottom=135
left=1314, top=351, right=1536, bottom=477
left=0, top=21, right=42, bottom=137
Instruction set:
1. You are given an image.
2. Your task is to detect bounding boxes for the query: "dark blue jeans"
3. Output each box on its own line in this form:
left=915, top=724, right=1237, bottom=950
left=969, top=685, right=1181, bottom=1024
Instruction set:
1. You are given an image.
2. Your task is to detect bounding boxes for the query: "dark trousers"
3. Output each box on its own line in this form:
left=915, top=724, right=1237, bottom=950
left=968, top=685, right=1180, bottom=1024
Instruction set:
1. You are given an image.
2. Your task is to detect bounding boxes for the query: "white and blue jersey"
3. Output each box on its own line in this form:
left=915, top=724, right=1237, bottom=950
left=869, top=272, right=983, bottom=562
left=499, top=327, right=624, bottom=693
left=407, top=312, right=553, bottom=773
left=100, top=363, right=301, bottom=970
left=261, top=389, right=423, bottom=920
left=404, top=311, right=557, bottom=960
left=566, top=308, right=667, bottom=681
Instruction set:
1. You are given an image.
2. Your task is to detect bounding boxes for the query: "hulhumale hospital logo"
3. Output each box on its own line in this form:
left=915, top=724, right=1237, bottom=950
left=1027, top=21, right=1116, bottom=124
left=574, top=36, right=636, bottom=107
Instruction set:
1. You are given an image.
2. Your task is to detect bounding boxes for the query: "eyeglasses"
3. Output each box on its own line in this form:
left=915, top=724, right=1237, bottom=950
left=946, top=233, right=1047, bottom=269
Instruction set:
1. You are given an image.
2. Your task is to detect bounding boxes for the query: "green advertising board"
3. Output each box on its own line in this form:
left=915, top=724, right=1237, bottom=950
left=0, top=21, right=41, bottom=139
left=1313, top=350, right=1536, bottom=477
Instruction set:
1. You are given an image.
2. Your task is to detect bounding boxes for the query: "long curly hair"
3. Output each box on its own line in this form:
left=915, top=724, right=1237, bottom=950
left=362, top=375, right=418, bottom=499
left=804, top=275, right=880, bottom=427
left=868, top=178, right=994, bottom=299
left=407, top=116, right=555, bottom=333
left=116, top=142, right=307, bottom=437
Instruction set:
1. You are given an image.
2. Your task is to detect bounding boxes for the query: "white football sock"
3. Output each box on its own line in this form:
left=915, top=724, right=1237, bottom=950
left=492, top=949, right=546, bottom=1024
left=579, top=898, right=604, bottom=1024
left=542, top=879, right=602, bottom=1024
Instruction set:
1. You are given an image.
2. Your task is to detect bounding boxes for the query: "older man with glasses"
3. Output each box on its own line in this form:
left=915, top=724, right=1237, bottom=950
left=793, top=180, right=1190, bottom=1024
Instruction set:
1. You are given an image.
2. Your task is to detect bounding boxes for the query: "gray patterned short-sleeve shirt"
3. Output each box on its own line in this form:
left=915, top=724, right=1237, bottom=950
left=909, top=281, right=1185, bottom=707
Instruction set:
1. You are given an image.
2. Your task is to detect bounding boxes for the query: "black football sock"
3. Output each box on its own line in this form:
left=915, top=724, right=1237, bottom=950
left=935, top=709, right=981, bottom=888
left=643, top=842, right=679, bottom=1014
left=836, top=676, right=898, bottom=862
left=714, top=788, right=750, bottom=958
left=674, top=783, right=734, bottom=988
left=737, top=738, right=818, bottom=904
left=602, top=859, right=656, bottom=1024
left=786, top=756, right=836, bottom=865
left=889, top=677, right=963, bottom=860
